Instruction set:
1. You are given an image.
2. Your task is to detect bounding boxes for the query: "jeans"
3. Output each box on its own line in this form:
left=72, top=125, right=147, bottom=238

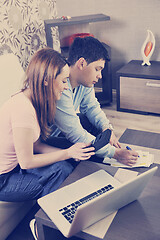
left=0, top=161, right=74, bottom=202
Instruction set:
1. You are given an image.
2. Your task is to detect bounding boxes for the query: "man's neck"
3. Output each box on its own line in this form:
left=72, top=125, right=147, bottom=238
left=69, top=67, right=79, bottom=90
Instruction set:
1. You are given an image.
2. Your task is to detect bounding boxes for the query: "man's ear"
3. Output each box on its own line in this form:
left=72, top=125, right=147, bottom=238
left=76, top=57, right=87, bottom=70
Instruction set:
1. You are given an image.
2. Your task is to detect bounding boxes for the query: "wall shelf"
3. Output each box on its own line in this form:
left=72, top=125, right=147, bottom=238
left=44, top=14, right=110, bottom=48
left=44, top=14, right=110, bottom=28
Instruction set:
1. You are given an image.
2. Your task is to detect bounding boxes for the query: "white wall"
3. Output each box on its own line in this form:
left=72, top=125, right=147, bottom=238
left=56, top=0, right=160, bottom=88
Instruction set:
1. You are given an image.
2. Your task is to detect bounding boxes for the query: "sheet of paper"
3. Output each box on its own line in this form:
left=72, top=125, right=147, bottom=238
left=114, top=168, right=138, bottom=183
left=83, top=211, right=117, bottom=239
left=104, top=150, right=154, bottom=168
left=82, top=168, right=138, bottom=238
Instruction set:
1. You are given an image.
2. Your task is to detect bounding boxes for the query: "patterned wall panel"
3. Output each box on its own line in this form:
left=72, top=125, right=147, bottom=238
left=0, top=0, right=60, bottom=69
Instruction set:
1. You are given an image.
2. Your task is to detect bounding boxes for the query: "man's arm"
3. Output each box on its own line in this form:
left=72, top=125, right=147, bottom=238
left=80, top=87, right=121, bottom=148
left=80, top=87, right=111, bottom=131
left=54, top=87, right=95, bottom=144
left=54, top=85, right=116, bottom=159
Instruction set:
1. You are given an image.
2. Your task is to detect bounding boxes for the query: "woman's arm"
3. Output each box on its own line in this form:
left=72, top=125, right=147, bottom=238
left=13, top=127, right=95, bottom=169
left=33, top=139, right=63, bottom=154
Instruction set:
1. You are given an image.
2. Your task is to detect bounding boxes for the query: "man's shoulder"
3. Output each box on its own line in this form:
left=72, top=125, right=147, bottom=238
left=76, top=85, right=93, bottom=95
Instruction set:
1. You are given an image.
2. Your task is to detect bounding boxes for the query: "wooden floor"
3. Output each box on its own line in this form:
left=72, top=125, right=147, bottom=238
left=6, top=91, right=160, bottom=240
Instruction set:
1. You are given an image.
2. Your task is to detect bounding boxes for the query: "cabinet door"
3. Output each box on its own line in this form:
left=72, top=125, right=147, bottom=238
left=120, top=76, right=160, bottom=114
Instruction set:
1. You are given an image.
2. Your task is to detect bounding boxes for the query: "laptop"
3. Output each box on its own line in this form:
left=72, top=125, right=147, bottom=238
left=38, top=166, right=157, bottom=238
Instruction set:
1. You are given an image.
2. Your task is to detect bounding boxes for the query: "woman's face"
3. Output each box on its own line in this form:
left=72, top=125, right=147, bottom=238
left=53, top=64, right=70, bottom=100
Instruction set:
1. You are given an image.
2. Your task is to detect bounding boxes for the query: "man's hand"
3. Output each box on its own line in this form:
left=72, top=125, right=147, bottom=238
left=113, top=148, right=139, bottom=166
left=110, top=132, right=121, bottom=148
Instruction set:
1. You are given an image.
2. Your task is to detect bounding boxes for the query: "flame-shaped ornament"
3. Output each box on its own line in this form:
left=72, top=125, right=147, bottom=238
left=141, top=30, right=155, bottom=66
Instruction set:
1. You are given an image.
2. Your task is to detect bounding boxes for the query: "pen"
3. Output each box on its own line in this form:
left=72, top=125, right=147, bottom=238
left=126, top=146, right=140, bottom=157
left=126, top=146, right=132, bottom=150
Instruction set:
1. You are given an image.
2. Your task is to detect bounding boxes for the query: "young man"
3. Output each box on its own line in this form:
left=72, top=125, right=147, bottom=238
left=49, top=37, right=138, bottom=166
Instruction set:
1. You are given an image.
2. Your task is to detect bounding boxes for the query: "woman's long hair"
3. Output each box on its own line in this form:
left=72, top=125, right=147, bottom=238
left=22, top=47, right=68, bottom=140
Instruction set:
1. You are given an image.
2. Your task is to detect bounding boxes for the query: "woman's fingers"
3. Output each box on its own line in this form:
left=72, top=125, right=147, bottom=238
left=83, top=146, right=95, bottom=152
left=69, top=142, right=95, bottom=161
left=76, top=149, right=95, bottom=161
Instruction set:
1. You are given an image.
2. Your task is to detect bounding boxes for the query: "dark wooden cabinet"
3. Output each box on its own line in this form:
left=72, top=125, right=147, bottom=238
left=116, top=60, right=160, bottom=114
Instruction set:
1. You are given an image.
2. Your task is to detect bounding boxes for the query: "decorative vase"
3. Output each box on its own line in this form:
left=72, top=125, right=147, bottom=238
left=141, top=30, right=155, bottom=66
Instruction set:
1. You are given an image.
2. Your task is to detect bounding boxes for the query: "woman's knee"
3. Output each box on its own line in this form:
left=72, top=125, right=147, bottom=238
left=59, top=160, right=74, bottom=177
left=0, top=173, right=43, bottom=202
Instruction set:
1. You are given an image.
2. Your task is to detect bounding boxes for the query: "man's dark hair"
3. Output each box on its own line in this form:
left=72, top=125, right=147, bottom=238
left=68, top=36, right=109, bottom=66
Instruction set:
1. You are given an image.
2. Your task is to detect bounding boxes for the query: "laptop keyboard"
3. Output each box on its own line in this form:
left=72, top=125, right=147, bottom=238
left=59, top=184, right=114, bottom=224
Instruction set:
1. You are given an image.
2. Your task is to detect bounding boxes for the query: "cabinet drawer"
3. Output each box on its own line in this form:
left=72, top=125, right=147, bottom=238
left=120, top=77, right=160, bottom=114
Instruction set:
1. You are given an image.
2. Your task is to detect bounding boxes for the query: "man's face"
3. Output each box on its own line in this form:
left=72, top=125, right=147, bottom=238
left=78, top=59, right=105, bottom=88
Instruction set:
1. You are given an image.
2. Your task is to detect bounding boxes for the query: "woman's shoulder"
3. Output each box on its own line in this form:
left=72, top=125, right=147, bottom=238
left=12, top=91, right=27, bottom=101
left=0, top=92, right=24, bottom=113
left=8, top=92, right=37, bottom=124
left=11, top=91, right=34, bottom=110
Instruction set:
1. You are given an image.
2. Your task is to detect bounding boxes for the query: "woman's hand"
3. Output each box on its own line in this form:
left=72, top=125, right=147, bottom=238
left=113, top=148, right=138, bottom=166
left=67, top=142, right=95, bottom=161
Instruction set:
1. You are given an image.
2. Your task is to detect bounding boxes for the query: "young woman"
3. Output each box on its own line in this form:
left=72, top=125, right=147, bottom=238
left=0, top=48, right=95, bottom=202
